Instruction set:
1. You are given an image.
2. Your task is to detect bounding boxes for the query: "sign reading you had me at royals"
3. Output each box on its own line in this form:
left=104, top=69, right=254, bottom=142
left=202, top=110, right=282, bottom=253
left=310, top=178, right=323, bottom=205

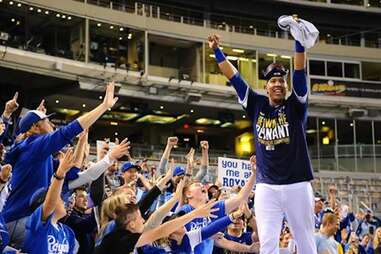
left=218, top=157, right=252, bottom=187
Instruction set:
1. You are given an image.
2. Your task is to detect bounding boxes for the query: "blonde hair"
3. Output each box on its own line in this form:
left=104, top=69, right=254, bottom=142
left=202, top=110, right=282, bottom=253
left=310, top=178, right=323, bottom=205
left=99, top=193, right=129, bottom=232
left=374, top=227, right=381, bottom=250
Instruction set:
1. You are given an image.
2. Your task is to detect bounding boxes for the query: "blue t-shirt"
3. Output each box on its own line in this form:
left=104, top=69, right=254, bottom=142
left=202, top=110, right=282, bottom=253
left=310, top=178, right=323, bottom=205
left=23, top=206, right=77, bottom=254
left=178, top=201, right=226, bottom=254
left=240, top=74, right=313, bottom=184
left=170, top=229, right=204, bottom=253
left=3, top=120, right=83, bottom=222
left=224, top=231, right=252, bottom=245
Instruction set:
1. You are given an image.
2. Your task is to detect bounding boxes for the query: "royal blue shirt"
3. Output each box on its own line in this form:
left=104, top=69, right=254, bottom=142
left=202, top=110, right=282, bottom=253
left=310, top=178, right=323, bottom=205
left=23, top=206, right=77, bottom=254
left=230, top=70, right=313, bottom=185
left=2, top=120, right=83, bottom=222
left=178, top=201, right=226, bottom=254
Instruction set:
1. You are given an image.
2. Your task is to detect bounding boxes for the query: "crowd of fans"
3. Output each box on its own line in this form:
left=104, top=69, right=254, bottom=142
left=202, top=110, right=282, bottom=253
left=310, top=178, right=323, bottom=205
left=0, top=84, right=380, bottom=254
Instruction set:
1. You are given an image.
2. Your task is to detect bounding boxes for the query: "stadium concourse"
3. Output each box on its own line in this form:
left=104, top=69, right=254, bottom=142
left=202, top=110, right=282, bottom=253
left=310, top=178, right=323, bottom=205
left=1, top=0, right=381, bottom=253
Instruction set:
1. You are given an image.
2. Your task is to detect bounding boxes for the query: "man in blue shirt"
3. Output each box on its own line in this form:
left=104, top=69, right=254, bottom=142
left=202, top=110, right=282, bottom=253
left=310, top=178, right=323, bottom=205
left=3, top=83, right=119, bottom=248
left=208, top=24, right=316, bottom=253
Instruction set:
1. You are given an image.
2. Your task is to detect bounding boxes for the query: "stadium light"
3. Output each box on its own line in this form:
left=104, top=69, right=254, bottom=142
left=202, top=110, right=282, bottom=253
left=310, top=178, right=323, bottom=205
left=232, top=49, right=244, bottom=53
left=45, top=10, right=49, bottom=14
left=9, top=1, right=13, bottom=5
left=17, top=3, right=21, bottom=7
left=29, top=6, right=33, bottom=10
left=119, top=27, right=124, bottom=31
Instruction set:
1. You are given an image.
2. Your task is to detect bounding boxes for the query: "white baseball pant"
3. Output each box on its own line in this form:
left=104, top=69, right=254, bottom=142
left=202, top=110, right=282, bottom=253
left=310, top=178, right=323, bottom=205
left=254, top=181, right=317, bottom=254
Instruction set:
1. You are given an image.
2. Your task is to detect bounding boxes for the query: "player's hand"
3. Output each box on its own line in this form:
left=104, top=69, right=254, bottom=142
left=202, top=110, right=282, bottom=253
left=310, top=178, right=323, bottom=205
left=207, top=34, right=220, bottom=49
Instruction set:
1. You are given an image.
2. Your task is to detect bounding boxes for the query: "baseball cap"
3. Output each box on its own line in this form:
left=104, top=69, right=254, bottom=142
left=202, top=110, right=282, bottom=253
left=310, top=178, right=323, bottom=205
left=263, top=62, right=289, bottom=81
left=121, top=162, right=141, bottom=173
left=173, top=166, right=185, bottom=177
left=17, top=110, right=54, bottom=135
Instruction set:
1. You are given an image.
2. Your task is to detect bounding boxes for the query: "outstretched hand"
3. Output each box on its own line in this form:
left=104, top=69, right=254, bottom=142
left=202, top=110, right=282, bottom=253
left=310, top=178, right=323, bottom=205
left=103, top=82, right=119, bottom=109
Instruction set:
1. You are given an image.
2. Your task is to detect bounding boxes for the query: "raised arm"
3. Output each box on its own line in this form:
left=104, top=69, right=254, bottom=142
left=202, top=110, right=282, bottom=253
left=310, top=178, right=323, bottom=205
left=225, top=155, right=256, bottom=214
left=144, top=179, right=185, bottom=231
left=77, top=82, right=118, bottom=130
left=194, top=141, right=209, bottom=181
left=158, top=137, right=178, bottom=175
left=292, top=40, right=307, bottom=102
left=136, top=200, right=219, bottom=247
left=72, top=129, right=88, bottom=168
left=42, top=148, right=75, bottom=220
left=68, top=138, right=130, bottom=189
left=208, top=34, right=250, bottom=105
left=0, top=92, right=19, bottom=143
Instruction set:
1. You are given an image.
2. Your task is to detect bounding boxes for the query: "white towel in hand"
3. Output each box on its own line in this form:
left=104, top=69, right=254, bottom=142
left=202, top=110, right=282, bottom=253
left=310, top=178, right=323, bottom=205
left=278, top=15, right=319, bottom=49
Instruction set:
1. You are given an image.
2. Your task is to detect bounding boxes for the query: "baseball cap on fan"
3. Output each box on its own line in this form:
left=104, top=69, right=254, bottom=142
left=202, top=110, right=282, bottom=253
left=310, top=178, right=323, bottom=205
left=17, top=110, right=54, bottom=135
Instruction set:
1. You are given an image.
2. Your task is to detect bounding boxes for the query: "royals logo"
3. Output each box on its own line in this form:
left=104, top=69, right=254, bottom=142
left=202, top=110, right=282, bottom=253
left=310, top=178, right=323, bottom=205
left=256, top=110, right=290, bottom=148
left=188, top=217, right=211, bottom=231
left=47, top=235, right=70, bottom=254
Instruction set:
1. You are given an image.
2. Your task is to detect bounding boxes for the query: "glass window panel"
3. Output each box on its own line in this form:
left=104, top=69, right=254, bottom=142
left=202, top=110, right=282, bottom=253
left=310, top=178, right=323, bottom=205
left=344, top=63, right=360, bottom=79
left=327, top=61, right=343, bottom=77
left=309, top=60, right=325, bottom=76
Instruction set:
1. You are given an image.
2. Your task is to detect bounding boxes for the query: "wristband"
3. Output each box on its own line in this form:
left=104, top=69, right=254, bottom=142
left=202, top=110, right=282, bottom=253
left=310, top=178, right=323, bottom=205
left=53, top=172, right=65, bottom=181
left=213, top=47, right=226, bottom=64
left=295, top=40, right=305, bottom=53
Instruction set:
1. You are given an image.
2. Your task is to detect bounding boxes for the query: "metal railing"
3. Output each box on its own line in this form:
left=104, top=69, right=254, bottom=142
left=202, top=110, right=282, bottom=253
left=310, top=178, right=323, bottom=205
left=77, top=0, right=381, bottom=49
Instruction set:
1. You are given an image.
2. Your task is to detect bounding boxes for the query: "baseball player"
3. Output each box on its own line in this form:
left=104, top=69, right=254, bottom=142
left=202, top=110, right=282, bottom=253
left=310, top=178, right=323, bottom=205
left=208, top=26, right=316, bottom=253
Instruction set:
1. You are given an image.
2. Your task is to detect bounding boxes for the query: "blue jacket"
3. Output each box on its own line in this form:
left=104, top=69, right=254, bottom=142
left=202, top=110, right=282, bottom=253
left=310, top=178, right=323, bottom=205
left=2, top=120, right=83, bottom=222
